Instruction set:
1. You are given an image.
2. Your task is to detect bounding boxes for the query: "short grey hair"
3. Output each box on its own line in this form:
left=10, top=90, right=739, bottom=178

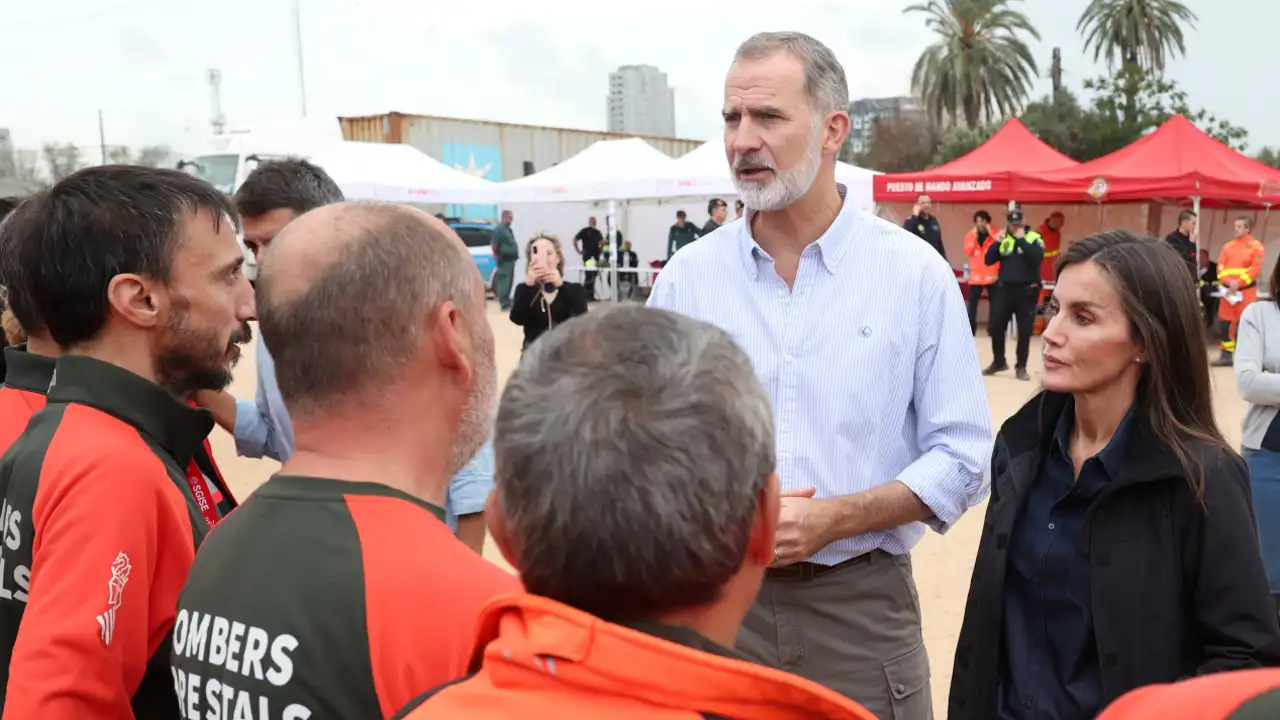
left=734, top=31, right=849, bottom=116
left=258, top=201, right=477, bottom=417
left=495, top=305, right=775, bottom=622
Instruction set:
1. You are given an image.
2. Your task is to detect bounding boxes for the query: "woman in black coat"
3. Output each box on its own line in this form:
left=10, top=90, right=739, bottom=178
left=950, top=230, right=1280, bottom=720
left=510, top=233, right=587, bottom=351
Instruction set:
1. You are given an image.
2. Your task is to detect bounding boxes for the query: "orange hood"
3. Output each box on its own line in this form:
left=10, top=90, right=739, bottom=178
left=461, top=594, right=877, bottom=720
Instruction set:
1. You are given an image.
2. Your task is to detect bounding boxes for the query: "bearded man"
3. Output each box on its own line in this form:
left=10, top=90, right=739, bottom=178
left=647, top=32, right=993, bottom=720
left=169, top=201, right=518, bottom=720
left=0, top=165, right=255, bottom=717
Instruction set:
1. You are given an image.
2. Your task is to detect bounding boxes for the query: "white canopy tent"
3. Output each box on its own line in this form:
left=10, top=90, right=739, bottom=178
left=307, top=141, right=500, bottom=205
left=498, top=138, right=677, bottom=203
left=653, top=140, right=879, bottom=211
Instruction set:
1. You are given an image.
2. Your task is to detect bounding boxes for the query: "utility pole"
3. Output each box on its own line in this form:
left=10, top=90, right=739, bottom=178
left=294, top=0, right=308, bottom=118
left=98, top=110, right=107, bottom=165
left=1051, top=48, right=1063, bottom=95
left=207, top=69, right=227, bottom=135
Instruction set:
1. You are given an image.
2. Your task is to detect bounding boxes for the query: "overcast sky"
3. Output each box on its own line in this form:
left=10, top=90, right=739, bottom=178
left=2, top=0, right=1275, bottom=157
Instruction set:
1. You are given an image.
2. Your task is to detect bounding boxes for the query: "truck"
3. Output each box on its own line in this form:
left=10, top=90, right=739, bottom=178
left=178, top=124, right=498, bottom=291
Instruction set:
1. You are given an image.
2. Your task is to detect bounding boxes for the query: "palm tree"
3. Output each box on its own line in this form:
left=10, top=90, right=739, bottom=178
left=906, top=0, right=1040, bottom=129
left=1077, top=0, right=1197, bottom=124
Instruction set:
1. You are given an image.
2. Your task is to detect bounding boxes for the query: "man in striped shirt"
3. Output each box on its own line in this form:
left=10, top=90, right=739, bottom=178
left=647, top=32, right=992, bottom=719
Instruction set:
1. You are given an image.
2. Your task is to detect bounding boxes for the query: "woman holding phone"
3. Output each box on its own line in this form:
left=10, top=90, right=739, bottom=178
left=510, top=233, right=588, bottom=351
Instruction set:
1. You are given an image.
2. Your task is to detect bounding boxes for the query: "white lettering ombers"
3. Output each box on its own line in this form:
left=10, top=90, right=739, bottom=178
left=0, top=500, right=30, bottom=604
left=171, top=609, right=309, bottom=720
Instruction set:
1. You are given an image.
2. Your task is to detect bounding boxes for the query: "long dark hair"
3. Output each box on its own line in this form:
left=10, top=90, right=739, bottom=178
left=1055, top=229, right=1227, bottom=500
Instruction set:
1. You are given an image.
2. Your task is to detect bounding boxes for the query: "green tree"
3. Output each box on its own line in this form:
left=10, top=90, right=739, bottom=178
left=932, top=122, right=999, bottom=166
left=1255, top=147, right=1280, bottom=169
left=906, top=0, right=1040, bottom=128
left=1077, top=0, right=1197, bottom=125
left=854, top=117, right=940, bottom=173
left=41, top=143, right=83, bottom=183
left=1017, top=73, right=1248, bottom=162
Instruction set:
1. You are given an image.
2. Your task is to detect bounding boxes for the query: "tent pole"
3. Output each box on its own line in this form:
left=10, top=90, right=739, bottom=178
left=607, top=199, right=618, bottom=302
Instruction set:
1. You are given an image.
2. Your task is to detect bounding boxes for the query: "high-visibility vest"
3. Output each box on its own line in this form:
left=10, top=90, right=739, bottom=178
left=964, top=228, right=1000, bottom=285
left=1217, top=236, right=1264, bottom=289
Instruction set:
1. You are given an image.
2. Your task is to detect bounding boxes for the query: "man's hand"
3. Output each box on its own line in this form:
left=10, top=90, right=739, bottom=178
left=1227, top=278, right=1241, bottom=292
left=193, top=390, right=237, bottom=435
left=911, top=203, right=920, bottom=217
left=772, top=487, right=839, bottom=567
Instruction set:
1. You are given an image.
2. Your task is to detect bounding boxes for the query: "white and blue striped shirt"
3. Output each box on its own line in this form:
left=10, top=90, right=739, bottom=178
left=647, top=188, right=993, bottom=565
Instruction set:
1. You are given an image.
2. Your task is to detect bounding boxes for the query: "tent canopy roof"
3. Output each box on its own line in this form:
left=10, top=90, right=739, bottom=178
left=310, top=141, right=500, bottom=204
left=500, top=138, right=676, bottom=202
left=1023, top=115, right=1280, bottom=206
left=873, top=118, right=1079, bottom=202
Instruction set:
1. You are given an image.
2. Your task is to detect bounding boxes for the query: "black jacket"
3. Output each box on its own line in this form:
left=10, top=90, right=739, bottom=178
left=949, top=391, right=1280, bottom=720
left=510, top=281, right=588, bottom=350
left=985, top=230, right=1045, bottom=286
left=904, top=214, right=946, bottom=260
left=1165, top=230, right=1197, bottom=279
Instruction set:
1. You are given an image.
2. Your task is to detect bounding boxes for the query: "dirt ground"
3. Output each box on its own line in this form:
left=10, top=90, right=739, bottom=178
left=208, top=302, right=1248, bottom=719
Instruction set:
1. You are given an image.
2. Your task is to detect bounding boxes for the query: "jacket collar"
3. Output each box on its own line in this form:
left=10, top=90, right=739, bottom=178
left=999, top=391, right=1184, bottom=489
left=47, top=354, right=213, bottom=469
left=3, top=345, right=56, bottom=395
left=470, top=594, right=875, bottom=720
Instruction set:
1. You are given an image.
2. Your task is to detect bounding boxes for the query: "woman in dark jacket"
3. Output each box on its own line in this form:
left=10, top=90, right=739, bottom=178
left=510, top=233, right=587, bottom=351
left=950, top=230, right=1280, bottom=720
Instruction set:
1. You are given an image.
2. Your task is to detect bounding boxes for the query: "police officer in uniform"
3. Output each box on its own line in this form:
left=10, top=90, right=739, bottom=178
left=983, top=208, right=1044, bottom=381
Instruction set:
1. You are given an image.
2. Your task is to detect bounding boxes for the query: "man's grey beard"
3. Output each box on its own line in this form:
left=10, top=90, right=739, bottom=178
left=448, top=330, right=497, bottom=477
left=733, top=124, right=825, bottom=212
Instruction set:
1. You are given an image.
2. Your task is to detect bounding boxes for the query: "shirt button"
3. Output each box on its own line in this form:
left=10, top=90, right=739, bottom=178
left=776, top=290, right=785, bottom=298
left=782, top=424, right=790, bottom=434
left=784, top=355, right=794, bottom=363
left=1048, top=523, right=1055, bottom=530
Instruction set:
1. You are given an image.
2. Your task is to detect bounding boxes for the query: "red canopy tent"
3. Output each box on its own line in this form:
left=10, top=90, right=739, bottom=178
left=1021, top=115, right=1280, bottom=208
left=873, top=118, right=1079, bottom=203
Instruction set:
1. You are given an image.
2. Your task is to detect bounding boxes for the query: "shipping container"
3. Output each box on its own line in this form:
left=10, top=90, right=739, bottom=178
left=339, top=112, right=703, bottom=182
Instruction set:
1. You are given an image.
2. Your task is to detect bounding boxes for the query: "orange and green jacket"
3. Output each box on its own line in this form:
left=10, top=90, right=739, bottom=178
left=1097, top=668, right=1280, bottom=719
left=395, top=594, right=879, bottom=720
left=1217, top=235, right=1265, bottom=292
left=1036, top=214, right=1064, bottom=283
left=964, top=227, right=1000, bottom=285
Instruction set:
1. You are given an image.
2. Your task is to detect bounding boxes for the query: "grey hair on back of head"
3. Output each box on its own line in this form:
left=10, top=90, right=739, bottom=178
left=494, top=305, right=776, bottom=622
left=734, top=31, right=849, bottom=116
left=258, top=201, right=477, bottom=418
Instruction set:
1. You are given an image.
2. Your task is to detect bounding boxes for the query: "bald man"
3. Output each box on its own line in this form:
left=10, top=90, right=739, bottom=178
left=169, top=202, right=519, bottom=720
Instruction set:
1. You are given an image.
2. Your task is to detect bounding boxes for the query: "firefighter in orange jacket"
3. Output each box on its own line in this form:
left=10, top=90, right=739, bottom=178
left=1096, top=668, right=1280, bottom=719
left=963, top=210, right=1000, bottom=335
left=1214, top=216, right=1265, bottom=367
left=1036, top=211, right=1065, bottom=283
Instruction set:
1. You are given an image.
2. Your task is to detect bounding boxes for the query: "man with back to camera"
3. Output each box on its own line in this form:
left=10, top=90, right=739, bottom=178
left=171, top=202, right=518, bottom=719
left=573, top=215, right=604, bottom=301
left=647, top=32, right=992, bottom=718
left=668, top=209, right=701, bottom=259
left=492, top=209, right=519, bottom=310
left=0, top=165, right=255, bottom=718
left=983, top=208, right=1044, bottom=381
left=194, top=159, right=495, bottom=550
left=735, top=199, right=745, bottom=219
left=904, top=193, right=946, bottom=260
left=395, top=305, right=876, bottom=720
left=704, top=197, right=729, bottom=235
